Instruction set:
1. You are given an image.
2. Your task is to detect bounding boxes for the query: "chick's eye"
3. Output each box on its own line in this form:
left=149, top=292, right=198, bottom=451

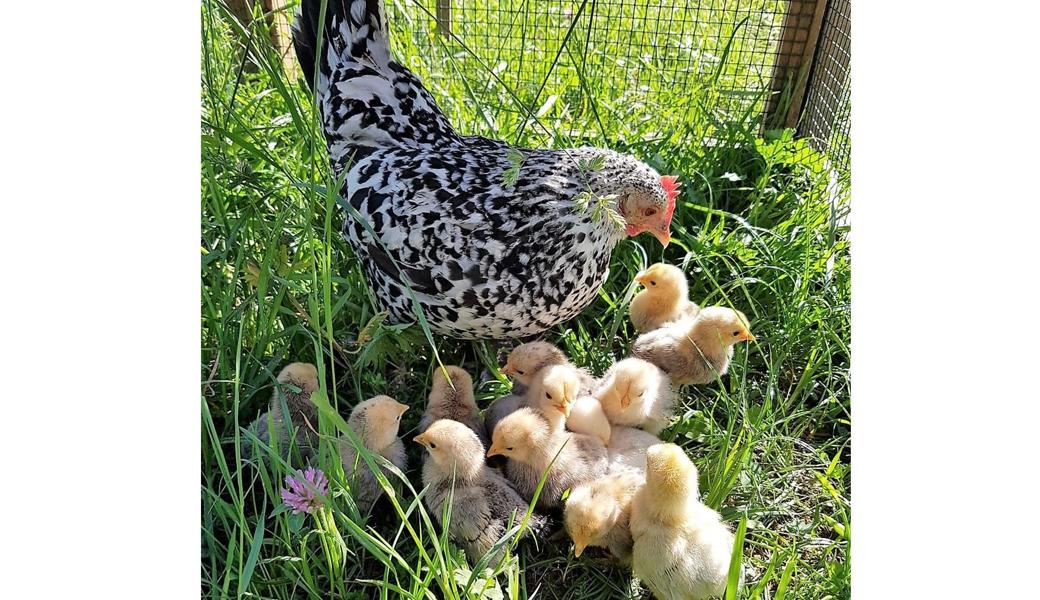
left=643, top=207, right=657, bottom=217
left=506, top=447, right=514, bottom=451
left=732, top=331, right=740, bottom=336
left=517, top=369, right=525, bottom=375
left=429, top=442, right=436, bottom=449
left=650, top=280, right=657, bottom=286
left=545, top=391, right=552, bottom=400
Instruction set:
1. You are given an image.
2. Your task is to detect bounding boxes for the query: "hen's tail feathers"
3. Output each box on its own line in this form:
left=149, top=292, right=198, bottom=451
left=292, top=0, right=388, bottom=95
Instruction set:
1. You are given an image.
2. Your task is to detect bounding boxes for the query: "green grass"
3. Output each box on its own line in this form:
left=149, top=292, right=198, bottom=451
left=201, top=1, right=850, bottom=598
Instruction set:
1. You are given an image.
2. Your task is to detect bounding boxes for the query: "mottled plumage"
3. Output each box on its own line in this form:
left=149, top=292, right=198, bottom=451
left=631, top=307, right=754, bottom=385
left=416, top=420, right=544, bottom=564
left=338, top=396, right=409, bottom=513
left=488, top=408, right=608, bottom=510
left=244, top=363, right=320, bottom=463
left=418, top=365, right=487, bottom=449
left=292, top=1, right=677, bottom=339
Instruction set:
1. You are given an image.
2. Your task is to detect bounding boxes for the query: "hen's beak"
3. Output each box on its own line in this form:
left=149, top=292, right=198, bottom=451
left=574, top=541, right=587, bottom=557
left=487, top=445, right=503, bottom=458
left=652, top=227, right=671, bottom=247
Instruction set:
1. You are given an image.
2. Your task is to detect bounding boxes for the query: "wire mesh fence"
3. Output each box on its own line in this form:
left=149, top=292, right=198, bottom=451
left=386, top=0, right=850, bottom=172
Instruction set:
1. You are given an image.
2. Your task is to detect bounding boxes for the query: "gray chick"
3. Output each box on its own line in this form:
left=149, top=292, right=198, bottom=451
left=487, top=407, right=608, bottom=511
left=244, top=362, right=320, bottom=463
left=338, top=395, right=409, bottom=514
left=630, top=307, right=755, bottom=385
left=415, top=419, right=545, bottom=565
left=418, top=365, right=487, bottom=449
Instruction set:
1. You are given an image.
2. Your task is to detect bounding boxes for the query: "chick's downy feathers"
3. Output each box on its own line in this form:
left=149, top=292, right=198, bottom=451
left=630, top=444, right=735, bottom=600
left=415, top=419, right=544, bottom=564
left=338, top=395, right=409, bottom=513
left=419, top=365, right=487, bottom=448
left=631, top=306, right=754, bottom=385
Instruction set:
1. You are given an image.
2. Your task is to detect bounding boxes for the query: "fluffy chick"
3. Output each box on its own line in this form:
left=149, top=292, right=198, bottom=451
left=487, top=408, right=608, bottom=510
left=418, top=365, right=487, bottom=449
left=529, top=364, right=612, bottom=444
left=606, top=426, right=662, bottom=474
left=596, top=357, right=675, bottom=434
left=338, top=395, right=410, bottom=514
left=245, top=362, right=320, bottom=462
left=629, top=263, right=701, bottom=332
left=630, top=444, right=735, bottom=600
left=415, top=419, right=545, bottom=565
left=501, top=341, right=597, bottom=396
left=631, top=306, right=755, bottom=385
left=564, top=470, right=645, bottom=565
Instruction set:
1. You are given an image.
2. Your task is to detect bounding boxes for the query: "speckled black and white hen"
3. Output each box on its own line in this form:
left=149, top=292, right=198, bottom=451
left=293, top=0, right=679, bottom=339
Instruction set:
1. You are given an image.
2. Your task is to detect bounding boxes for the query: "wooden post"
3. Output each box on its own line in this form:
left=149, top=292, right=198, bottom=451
left=764, top=0, right=830, bottom=129
left=436, top=0, right=452, bottom=37
left=262, top=0, right=299, bottom=79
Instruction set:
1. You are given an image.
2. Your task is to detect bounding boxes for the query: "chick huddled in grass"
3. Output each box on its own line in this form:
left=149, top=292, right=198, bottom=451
left=529, top=364, right=612, bottom=445
left=629, top=263, right=701, bottom=333
left=631, top=444, right=735, bottom=600
left=500, top=341, right=598, bottom=396
left=415, top=419, right=545, bottom=565
left=245, top=362, right=321, bottom=462
left=564, top=469, right=645, bottom=565
left=487, top=407, right=608, bottom=510
left=487, top=341, right=598, bottom=438
left=418, top=365, right=487, bottom=449
left=631, top=306, right=755, bottom=385
left=597, top=357, right=676, bottom=435
left=338, top=395, right=409, bottom=514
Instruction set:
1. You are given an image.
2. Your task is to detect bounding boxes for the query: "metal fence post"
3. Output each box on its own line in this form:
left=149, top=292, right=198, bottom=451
left=436, top=0, right=452, bottom=36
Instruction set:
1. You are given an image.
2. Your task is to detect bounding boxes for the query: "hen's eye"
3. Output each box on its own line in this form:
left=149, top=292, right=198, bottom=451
left=650, top=280, right=657, bottom=286
left=644, top=207, right=657, bottom=217
left=517, top=369, right=525, bottom=375
left=429, top=442, right=436, bottom=449
left=732, top=331, right=740, bottom=336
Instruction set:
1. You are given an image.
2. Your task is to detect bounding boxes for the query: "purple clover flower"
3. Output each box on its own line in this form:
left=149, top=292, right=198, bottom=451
left=281, top=467, right=328, bottom=514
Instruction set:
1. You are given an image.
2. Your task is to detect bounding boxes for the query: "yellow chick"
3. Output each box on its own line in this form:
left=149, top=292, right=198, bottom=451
left=246, top=362, right=321, bottom=462
left=564, top=470, right=645, bottom=565
left=415, top=419, right=545, bottom=565
left=630, top=444, right=735, bottom=600
left=629, top=263, right=701, bottom=333
left=487, top=408, right=608, bottom=510
left=500, top=341, right=597, bottom=396
left=596, top=357, right=676, bottom=435
left=631, top=306, right=755, bottom=385
left=418, top=365, right=487, bottom=449
left=528, top=364, right=612, bottom=445
left=338, top=395, right=410, bottom=514
left=606, top=425, right=662, bottom=474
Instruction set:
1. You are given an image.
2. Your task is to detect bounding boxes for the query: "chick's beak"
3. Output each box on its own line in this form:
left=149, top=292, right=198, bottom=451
left=486, top=445, right=502, bottom=458
left=555, top=403, right=572, bottom=418
left=500, top=364, right=516, bottom=377
left=619, top=393, right=631, bottom=409
left=574, top=541, right=587, bottom=557
left=741, top=331, right=756, bottom=342
left=634, top=271, right=648, bottom=285
left=397, top=402, right=410, bottom=415
left=413, top=433, right=428, bottom=448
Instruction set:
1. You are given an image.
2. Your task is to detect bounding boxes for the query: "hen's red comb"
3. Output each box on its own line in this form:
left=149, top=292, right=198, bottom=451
left=661, top=175, right=680, bottom=222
